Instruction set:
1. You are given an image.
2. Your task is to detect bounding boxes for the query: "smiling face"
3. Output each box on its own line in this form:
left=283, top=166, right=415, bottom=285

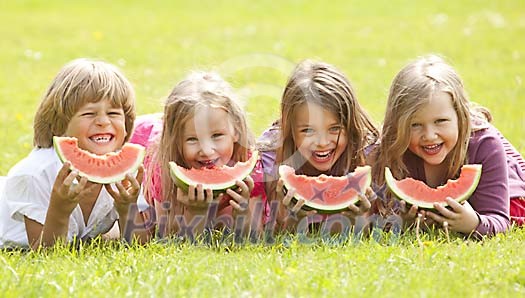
left=64, top=99, right=127, bottom=155
left=293, top=102, right=347, bottom=174
left=181, top=106, right=239, bottom=169
left=408, top=91, right=459, bottom=168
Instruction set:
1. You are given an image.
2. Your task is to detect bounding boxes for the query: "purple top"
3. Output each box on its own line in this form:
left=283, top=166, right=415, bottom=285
left=404, top=124, right=525, bottom=237
left=258, top=121, right=525, bottom=237
left=502, top=134, right=525, bottom=199
left=257, top=123, right=281, bottom=180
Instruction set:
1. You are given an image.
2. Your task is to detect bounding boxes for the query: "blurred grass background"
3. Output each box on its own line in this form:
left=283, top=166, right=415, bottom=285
left=0, top=1, right=524, bottom=297
left=1, top=0, right=524, bottom=174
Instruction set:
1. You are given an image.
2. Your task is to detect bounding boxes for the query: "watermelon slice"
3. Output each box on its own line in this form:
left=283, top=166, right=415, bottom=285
left=384, top=164, right=482, bottom=209
left=53, top=136, right=146, bottom=184
left=169, top=151, right=259, bottom=193
left=279, top=165, right=372, bottom=214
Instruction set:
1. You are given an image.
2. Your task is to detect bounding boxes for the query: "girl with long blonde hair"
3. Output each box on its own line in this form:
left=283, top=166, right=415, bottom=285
left=372, top=54, right=525, bottom=238
left=133, top=72, right=268, bottom=238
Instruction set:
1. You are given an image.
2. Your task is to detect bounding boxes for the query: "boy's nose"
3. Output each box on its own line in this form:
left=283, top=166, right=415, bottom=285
left=95, top=114, right=111, bottom=125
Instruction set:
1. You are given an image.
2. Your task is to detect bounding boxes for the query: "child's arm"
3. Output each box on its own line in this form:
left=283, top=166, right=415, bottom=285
left=426, top=131, right=510, bottom=237
left=104, top=166, right=152, bottom=244
left=341, top=187, right=375, bottom=222
left=227, top=176, right=265, bottom=237
left=398, top=201, right=420, bottom=229
left=274, top=178, right=317, bottom=232
left=153, top=200, right=170, bottom=237
left=174, top=177, right=263, bottom=238
left=25, top=162, right=99, bottom=249
left=176, top=185, right=215, bottom=237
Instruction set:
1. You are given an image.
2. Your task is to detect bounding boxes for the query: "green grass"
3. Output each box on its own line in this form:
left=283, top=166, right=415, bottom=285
left=1, top=0, right=524, bottom=296
left=1, top=229, right=525, bottom=297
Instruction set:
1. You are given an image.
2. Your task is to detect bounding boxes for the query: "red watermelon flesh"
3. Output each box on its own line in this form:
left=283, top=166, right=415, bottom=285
left=279, top=165, right=372, bottom=214
left=169, top=151, right=259, bottom=192
left=53, top=136, right=145, bottom=184
left=384, top=164, right=482, bottom=209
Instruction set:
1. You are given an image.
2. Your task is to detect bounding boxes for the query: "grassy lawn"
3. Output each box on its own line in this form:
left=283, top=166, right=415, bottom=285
left=1, top=229, right=525, bottom=297
left=0, top=0, right=524, bottom=296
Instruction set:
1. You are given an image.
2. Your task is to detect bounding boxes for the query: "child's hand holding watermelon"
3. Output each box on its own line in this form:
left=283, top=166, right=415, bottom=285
left=176, top=184, right=215, bottom=211
left=104, top=166, right=144, bottom=215
left=340, top=188, right=375, bottom=221
left=40, top=162, right=104, bottom=246
left=226, top=176, right=264, bottom=236
left=49, top=162, right=98, bottom=215
left=227, top=176, right=254, bottom=218
left=104, top=166, right=148, bottom=242
left=398, top=200, right=421, bottom=229
left=370, top=55, right=520, bottom=238
left=424, top=198, right=480, bottom=234
left=275, top=178, right=317, bottom=230
left=0, top=59, right=150, bottom=249
left=136, top=72, right=269, bottom=240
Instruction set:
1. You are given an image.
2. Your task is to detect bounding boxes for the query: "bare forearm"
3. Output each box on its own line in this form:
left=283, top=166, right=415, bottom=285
left=39, top=207, right=71, bottom=248
left=117, top=204, right=152, bottom=244
left=234, top=199, right=265, bottom=237
left=275, top=204, right=301, bottom=232
left=181, top=207, right=208, bottom=236
left=279, top=216, right=301, bottom=232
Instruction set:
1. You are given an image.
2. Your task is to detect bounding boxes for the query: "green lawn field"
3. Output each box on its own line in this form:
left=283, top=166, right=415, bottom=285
left=1, top=0, right=524, bottom=297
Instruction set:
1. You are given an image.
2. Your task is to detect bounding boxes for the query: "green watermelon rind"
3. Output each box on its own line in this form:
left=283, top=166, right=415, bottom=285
left=384, top=165, right=482, bottom=209
left=288, top=192, right=360, bottom=214
left=53, top=136, right=146, bottom=184
left=169, top=151, right=259, bottom=192
left=279, top=165, right=372, bottom=214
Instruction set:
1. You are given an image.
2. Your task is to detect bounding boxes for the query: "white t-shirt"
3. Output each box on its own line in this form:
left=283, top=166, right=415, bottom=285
left=0, top=148, right=119, bottom=248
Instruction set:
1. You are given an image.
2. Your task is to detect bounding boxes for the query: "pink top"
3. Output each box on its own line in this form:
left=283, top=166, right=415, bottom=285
left=129, top=114, right=269, bottom=223
left=129, top=114, right=163, bottom=205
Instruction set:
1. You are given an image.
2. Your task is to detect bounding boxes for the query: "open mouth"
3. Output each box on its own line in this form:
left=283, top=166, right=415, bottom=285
left=89, top=134, right=114, bottom=144
left=421, top=143, right=443, bottom=155
left=198, top=158, right=220, bottom=169
left=311, top=150, right=334, bottom=162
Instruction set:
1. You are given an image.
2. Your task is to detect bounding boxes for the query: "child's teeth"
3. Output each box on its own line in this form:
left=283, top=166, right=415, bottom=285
left=313, top=150, right=332, bottom=161
left=422, top=144, right=442, bottom=154
left=91, top=135, right=112, bottom=143
left=316, top=151, right=330, bottom=157
left=424, top=144, right=440, bottom=149
left=200, top=160, right=216, bottom=167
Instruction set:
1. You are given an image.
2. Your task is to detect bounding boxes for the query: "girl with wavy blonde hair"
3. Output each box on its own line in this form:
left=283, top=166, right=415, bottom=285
left=372, top=54, right=525, bottom=238
left=134, top=72, right=268, bottom=238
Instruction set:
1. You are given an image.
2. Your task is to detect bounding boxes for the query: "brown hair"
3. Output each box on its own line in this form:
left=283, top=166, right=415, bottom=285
left=263, top=60, right=379, bottom=203
left=277, top=60, right=378, bottom=175
left=33, top=58, right=136, bottom=148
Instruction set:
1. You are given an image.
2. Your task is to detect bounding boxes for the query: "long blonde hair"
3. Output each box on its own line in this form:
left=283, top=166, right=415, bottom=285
left=277, top=60, right=378, bottom=177
left=33, top=58, right=136, bottom=148
left=373, top=54, right=491, bottom=197
left=145, top=71, right=253, bottom=202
